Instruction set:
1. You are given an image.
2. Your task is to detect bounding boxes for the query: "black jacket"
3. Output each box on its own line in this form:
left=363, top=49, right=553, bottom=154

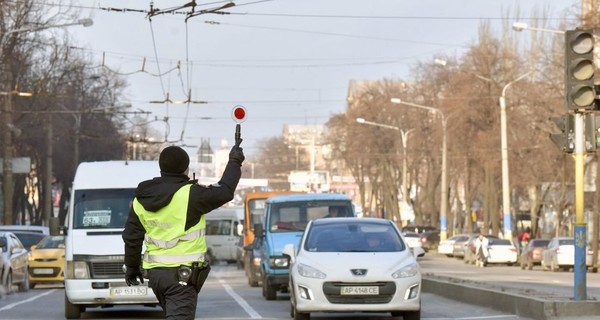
left=122, top=160, right=241, bottom=268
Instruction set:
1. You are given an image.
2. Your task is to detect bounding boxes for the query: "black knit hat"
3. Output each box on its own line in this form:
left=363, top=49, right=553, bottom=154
left=159, top=146, right=190, bottom=174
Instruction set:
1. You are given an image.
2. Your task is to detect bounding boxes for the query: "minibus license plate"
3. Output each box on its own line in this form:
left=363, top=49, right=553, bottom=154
left=110, top=287, right=147, bottom=296
left=340, top=286, right=379, bottom=295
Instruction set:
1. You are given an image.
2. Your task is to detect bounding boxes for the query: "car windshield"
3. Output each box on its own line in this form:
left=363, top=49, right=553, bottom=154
left=36, top=236, right=65, bottom=249
left=268, top=200, right=352, bottom=232
left=13, top=232, right=46, bottom=249
left=304, top=221, right=406, bottom=252
left=73, top=189, right=135, bottom=229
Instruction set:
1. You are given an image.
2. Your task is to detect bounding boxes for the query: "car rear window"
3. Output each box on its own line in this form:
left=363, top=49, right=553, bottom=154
left=532, top=240, right=550, bottom=247
left=489, top=239, right=512, bottom=245
left=559, top=239, right=574, bottom=246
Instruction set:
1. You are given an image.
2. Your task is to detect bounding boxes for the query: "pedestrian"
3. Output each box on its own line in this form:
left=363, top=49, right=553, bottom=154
left=521, top=227, right=531, bottom=250
left=474, top=233, right=489, bottom=267
left=122, top=137, right=244, bottom=320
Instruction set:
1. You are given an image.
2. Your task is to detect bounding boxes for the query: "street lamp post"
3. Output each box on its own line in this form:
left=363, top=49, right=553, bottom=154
left=390, top=98, right=449, bottom=240
left=499, top=71, right=532, bottom=241
left=511, top=22, right=565, bottom=35
left=356, top=118, right=414, bottom=218
left=1, top=18, right=93, bottom=225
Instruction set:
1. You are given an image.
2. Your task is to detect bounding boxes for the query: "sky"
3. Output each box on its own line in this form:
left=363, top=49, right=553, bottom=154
left=61, top=0, right=578, bottom=159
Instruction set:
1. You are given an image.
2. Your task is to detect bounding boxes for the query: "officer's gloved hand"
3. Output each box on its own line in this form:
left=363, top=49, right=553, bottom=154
left=125, top=266, right=144, bottom=286
left=229, top=139, right=245, bottom=165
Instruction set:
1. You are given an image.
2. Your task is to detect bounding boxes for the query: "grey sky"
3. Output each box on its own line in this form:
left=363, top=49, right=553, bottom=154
left=68, top=0, right=577, bottom=158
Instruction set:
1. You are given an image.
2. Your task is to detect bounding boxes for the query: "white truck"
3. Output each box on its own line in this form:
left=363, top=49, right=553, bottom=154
left=63, top=161, right=160, bottom=319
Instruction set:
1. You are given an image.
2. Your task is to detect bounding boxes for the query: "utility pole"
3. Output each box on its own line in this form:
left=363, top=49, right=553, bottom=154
left=2, top=72, right=14, bottom=225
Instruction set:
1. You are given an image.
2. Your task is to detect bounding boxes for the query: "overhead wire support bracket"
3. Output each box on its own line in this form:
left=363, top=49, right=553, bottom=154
left=185, top=2, right=236, bottom=22
left=146, top=1, right=197, bottom=20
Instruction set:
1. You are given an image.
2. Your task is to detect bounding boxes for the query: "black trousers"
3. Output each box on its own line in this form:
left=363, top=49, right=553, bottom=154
left=148, top=268, right=198, bottom=320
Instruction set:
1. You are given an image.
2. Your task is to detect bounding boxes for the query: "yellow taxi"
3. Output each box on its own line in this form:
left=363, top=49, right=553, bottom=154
left=28, top=235, right=65, bottom=288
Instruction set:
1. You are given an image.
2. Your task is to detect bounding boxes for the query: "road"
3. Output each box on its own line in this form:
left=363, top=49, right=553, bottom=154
left=0, top=261, right=526, bottom=320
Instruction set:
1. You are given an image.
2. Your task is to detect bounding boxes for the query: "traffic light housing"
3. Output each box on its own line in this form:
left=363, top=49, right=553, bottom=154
left=565, top=29, right=596, bottom=110
left=550, top=114, right=575, bottom=153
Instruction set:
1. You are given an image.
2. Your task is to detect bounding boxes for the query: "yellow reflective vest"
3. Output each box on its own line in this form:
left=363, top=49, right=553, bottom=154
left=134, top=184, right=207, bottom=268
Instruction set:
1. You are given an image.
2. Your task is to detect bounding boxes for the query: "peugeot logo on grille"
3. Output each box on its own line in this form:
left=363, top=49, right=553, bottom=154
left=351, top=269, right=367, bottom=276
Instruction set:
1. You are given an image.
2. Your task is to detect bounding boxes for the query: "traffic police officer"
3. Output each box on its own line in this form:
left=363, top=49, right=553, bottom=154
left=122, top=140, right=244, bottom=319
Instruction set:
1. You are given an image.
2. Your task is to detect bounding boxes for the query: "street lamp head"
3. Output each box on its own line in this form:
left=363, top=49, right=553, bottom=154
left=356, top=118, right=365, bottom=124
left=434, top=59, right=447, bottom=66
left=390, top=98, right=401, bottom=104
left=78, top=18, right=94, bottom=27
left=512, top=22, right=528, bottom=32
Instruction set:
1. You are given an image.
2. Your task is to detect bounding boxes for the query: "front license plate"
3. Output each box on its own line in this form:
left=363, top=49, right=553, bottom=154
left=32, top=268, right=54, bottom=275
left=340, top=286, right=379, bottom=295
left=110, top=286, right=147, bottom=296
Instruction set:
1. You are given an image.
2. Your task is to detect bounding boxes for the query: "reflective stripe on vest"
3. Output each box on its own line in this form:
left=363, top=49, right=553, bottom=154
left=144, top=228, right=206, bottom=249
left=144, top=252, right=206, bottom=264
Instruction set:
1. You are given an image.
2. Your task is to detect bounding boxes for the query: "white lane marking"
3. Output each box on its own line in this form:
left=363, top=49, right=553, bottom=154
left=219, top=279, right=262, bottom=319
left=0, top=289, right=57, bottom=311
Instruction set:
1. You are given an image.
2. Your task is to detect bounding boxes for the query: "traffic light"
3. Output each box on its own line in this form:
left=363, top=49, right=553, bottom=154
left=564, top=29, right=596, bottom=110
left=550, top=114, right=574, bottom=153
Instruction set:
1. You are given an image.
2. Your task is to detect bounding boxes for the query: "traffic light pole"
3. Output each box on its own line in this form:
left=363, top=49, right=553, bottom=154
left=574, top=112, right=587, bottom=301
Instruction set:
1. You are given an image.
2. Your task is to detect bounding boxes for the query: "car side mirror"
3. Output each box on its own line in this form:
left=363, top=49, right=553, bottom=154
left=412, top=246, right=425, bottom=258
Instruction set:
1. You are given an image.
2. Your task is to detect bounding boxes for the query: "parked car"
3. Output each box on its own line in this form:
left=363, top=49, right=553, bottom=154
left=453, top=233, right=478, bottom=260
left=438, top=234, right=469, bottom=257
left=520, top=239, right=550, bottom=270
left=28, top=235, right=65, bottom=288
left=486, top=239, right=518, bottom=265
left=283, top=217, right=424, bottom=320
left=0, top=231, right=30, bottom=293
left=402, top=232, right=424, bottom=252
left=541, top=237, right=593, bottom=272
left=464, top=235, right=498, bottom=264
left=419, top=231, right=440, bottom=252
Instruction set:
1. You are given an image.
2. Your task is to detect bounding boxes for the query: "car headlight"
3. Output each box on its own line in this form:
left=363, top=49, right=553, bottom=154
left=392, top=262, right=419, bottom=279
left=269, top=256, right=289, bottom=268
left=297, top=263, right=326, bottom=279
left=66, top=260, right=90, bottom=279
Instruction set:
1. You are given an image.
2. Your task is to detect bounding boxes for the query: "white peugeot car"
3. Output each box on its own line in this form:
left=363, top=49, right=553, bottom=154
left=283, top=217, right=424, bottom=320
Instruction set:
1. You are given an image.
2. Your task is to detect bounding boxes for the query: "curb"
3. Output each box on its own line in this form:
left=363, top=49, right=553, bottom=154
left=422, top=276, right=600, bottom=319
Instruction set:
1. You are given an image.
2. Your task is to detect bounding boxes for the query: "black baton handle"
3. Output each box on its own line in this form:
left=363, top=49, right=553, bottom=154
left=235, top=124, right=242, bottom=147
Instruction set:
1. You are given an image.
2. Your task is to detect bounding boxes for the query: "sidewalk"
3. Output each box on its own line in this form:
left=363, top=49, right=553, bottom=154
left=420, top=253, right=600, bottom=319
